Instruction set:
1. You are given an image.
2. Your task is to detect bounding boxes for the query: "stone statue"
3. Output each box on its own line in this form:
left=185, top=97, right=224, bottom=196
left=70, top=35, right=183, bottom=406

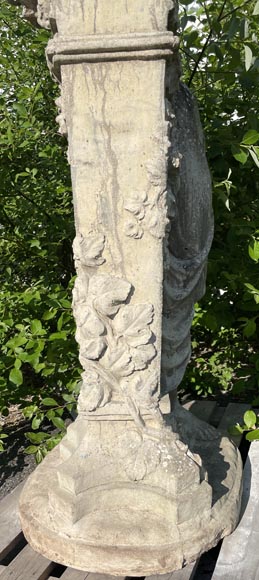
left=12, top=0, right=242, bottom=575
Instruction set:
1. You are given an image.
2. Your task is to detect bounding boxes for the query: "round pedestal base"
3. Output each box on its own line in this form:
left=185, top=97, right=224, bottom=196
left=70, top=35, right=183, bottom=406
left=19, top=412, right=242, bottom=576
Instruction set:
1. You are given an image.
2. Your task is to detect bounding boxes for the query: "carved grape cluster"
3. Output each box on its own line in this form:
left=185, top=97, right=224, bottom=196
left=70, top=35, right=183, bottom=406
left=124, top=189, right=168, bottom=240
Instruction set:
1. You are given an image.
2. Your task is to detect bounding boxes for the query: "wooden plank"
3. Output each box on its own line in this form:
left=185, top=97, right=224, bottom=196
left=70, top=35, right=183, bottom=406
left=0, top=544, right=54, bottom=580
left=184, top=400, right=217, bottom=423
left=60, top=573, right=125, bottom=580
left=87, top=575, right=125, bottom=580
left=0, top=566, right=5, bottom=575
left=217, top=402, right=250, bottom=446
left=60, top=570, right=89, bottom=579
left=0, top=482, right=24, bottom=560
left=148, top=559, right=198, bottom=580
left=212, top=441, right=259, bottom=580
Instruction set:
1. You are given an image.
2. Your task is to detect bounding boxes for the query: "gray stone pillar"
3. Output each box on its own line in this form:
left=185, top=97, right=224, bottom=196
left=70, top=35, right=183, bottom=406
left=16, top=0, right=242, bottom=575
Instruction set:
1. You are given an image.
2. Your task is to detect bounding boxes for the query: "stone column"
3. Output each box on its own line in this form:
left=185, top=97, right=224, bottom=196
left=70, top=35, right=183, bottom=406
left=17, top=0, right=242, bottom=575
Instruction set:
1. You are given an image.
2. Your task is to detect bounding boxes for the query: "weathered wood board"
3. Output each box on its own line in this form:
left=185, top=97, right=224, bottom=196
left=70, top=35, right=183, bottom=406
left=0, top=544, right=54, bottom=580
left=0, top=482, right=24, bottom=560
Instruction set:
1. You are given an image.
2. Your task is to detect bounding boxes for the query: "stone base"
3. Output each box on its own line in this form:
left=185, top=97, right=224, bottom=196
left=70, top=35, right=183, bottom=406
left=19, top=409, right=242, bottom=576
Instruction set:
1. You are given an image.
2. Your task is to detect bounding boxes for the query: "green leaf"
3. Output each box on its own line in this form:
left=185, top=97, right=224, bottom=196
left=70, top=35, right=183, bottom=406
left=231, top=145, right=248, bottom=165
left=49, top=331, right=67, bottom=341
left=253, top=0, right=259, bottom=15
left=42, top=309, right=57, bottom=320
left=9, top=368, right=23, bottom=386
left=51, top=416, right=66, bottom=430
left=244, top=410, right=257, bottom=429
left=243, top=319, right=257, bottom=338
left=26, top=431, right=50, bottom=443
left=30, top=319, right=43, bottom=335
left=249, top=240, right=259, bottom=262
left=30, top=239, right=41, bottom=249
left=60, top=299, right=71, bottom=309
left=244, top=45, right=253, bottom=71
left=62, top=393, right=76, bottom=403
left=57, top=313, right=64, bottom=331
left=244, top=283, right=259, bottom=295
left=6, top=335, right=27, bottom=349
left=41, top=367, right=55, bottom=376
left=228, top=425, right=244, bottom=435
left=31, top=415, right=43, bottom=430
left=22, top=405, right=38, bottom=419
left=241, top=130, right=259, bottom=145
left=24, top=445, right=38, bottom=454
left=23, top=292, right=34, bottom=305
left=45, top=437, right=61, bottom=451
left=249, top=148, right=259, bottom=168
left=14, top=358, right=22, bottom=370
left=35, top=449, right=44, bottom=463
left=246, top=429, right=259, bottom=441
left=46, top=409, right=56, bottom=420
left=33, top=362, right=46, bottom=373
left=41, top=397, right=58, bottom=406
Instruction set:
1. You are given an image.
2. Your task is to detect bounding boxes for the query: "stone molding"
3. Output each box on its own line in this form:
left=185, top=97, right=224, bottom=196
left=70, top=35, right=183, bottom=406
left=47, top=32, right=179, bottom=80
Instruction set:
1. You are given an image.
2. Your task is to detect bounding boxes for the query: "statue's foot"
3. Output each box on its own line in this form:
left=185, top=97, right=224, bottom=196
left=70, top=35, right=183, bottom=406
left=167, top=399, right=220, bottom=445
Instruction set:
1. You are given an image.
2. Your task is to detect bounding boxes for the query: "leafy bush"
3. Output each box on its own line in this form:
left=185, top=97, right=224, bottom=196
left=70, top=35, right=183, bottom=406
left=0, top=3, right=80, bottom=458
left=0, top=1, right=259, bottom=459
left=179, top=0, right=259, bottom=403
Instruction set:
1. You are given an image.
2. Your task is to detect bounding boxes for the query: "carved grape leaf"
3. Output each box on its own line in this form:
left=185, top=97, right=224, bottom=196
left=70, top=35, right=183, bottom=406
left=118, top=431, right=162, bottom=481
left=114, top=304, right=154, bottom=347
left=72, top=276, right=88, bottom=304
left=78, top=369, right=111, bottom=411
left=130, top=343, right=156, bottom=370
left=89, top=275, right=132, bottom=316
left=124, top=370, right=159, bottom=410
left=101, top=303, right=156, bottom=376
left=78, top=335, right=107, bottom=361
left=104, top=345, right=134, bottom=377
left=73, top=232, right=105, bottom=267
left=75, top=305, right=105, bottom=335
left=74, top=303, right=107, bottom=361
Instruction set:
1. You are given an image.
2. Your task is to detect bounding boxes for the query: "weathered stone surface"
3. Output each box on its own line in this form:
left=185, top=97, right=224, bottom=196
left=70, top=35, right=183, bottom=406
left=19, top=412, right=242, bottom=575
left=15, top=0, right=242, bottom=574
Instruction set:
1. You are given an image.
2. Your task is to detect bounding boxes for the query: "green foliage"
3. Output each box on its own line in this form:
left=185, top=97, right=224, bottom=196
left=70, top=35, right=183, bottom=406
left=0, top=3, right=80, bottom=459
left=229, top=409, right=259, bottom=440
left=179, top=0, right=259, bottom=402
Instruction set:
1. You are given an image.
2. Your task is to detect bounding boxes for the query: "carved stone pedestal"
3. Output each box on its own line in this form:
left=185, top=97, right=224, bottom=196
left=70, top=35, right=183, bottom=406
left=17, top=0, right=242, bottom=574
left=20, top=409, right=242, bottom=575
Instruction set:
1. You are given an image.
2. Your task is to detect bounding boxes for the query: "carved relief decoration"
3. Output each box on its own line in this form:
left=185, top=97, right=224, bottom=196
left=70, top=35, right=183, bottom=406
left=55, top=96, right=67, bottom=136
left=72, top=232, right=159, bottom=428
left=124, top=145, right=169, bottom=240
left=12, top=0, right=53, bottom=29
left=124, top=187, right=168, bottom=240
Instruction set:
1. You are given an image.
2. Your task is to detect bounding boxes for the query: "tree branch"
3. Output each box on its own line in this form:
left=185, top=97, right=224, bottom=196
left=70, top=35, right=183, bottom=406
left=219, top=0, right=252, bottom=22
left=188, top=0, right=228, bottom=87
